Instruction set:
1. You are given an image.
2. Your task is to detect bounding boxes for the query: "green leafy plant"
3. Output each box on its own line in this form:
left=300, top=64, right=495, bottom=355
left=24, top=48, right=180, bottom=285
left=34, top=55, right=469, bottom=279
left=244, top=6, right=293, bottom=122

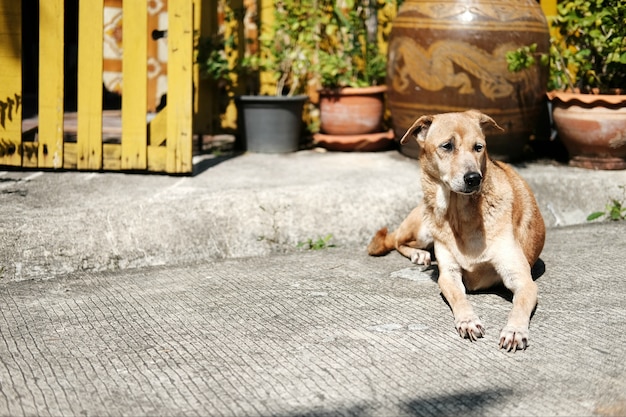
left=252, top=0, right=319, bottom=96
left=506, top=0, right=626, bottom=93
left=315, top=0, right=391, bottom=89
left=197, top=0, right=397, bottom=94
left=587, top=186, right=626, bottom=221
left=196, top=34, right=233, bottom=90
left=297, top=234, right=336, bottom=250
left=196, top=0, right=318, bottom=96
left=506, top=43, right=549, bottom=73
left=196, top=2, right=239, bottom=91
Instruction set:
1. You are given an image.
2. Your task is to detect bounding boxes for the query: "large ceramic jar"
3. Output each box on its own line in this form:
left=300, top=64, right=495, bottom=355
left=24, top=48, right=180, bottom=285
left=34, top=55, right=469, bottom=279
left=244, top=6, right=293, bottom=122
left=387, top=0, right=549, bottom=160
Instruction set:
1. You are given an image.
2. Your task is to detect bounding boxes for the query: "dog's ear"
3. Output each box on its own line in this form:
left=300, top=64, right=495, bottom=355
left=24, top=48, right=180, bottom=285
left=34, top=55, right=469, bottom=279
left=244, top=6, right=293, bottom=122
left=467, top=110, right=504, bottom=132
left=400, top=115, right=434, bottom=144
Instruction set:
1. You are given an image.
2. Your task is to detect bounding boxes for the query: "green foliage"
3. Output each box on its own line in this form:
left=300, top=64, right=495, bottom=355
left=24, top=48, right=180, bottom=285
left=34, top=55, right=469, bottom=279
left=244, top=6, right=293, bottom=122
left=256, top=0, right=320, bottom=96
left=315, top=0, right=392, bottom=88
left=587, top=186, right=626, bottom=222
left=196, top=35, right=232, bottom=89
left=297, top=234, right=336, bottom=250
left=196, top=0, right=317, bottom=96
left=553, top=0, right=626, bottom=92
left=506, top=43, right=539, bottom=73
left=196, top=0, right=397, bottom=95
left=506, top=0, right=626, bottom=93
left=195, top=1, right=241, bottom=93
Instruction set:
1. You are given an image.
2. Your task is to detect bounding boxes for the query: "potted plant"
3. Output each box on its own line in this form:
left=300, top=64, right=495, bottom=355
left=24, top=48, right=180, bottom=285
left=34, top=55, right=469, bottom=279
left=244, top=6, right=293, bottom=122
left=507, top=0, right=626, bottom=169
left=312, top=0, right=396, bottom=151
left=197, top=0, right=316, bottom=153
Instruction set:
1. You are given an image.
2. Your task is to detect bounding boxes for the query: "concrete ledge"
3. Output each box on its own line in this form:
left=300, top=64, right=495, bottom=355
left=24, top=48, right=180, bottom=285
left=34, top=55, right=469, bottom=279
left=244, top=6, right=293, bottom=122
left=1, top=151, right=626, bottom=281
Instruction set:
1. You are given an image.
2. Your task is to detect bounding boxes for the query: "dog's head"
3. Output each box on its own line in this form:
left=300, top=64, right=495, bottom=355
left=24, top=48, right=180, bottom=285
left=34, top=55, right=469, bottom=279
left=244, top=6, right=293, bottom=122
left=400, top=110, right=503, bottom=195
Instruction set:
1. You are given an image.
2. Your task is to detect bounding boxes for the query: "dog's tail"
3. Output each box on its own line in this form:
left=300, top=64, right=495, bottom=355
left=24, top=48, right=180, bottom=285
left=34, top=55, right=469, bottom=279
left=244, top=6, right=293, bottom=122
left=367, top=227, right=396, bottom=256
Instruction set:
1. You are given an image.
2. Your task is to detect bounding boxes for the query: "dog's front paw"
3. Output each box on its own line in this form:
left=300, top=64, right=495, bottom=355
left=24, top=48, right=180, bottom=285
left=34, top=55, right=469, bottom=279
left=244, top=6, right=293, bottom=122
left=455, top=315, right=485, bottom=341
left=499, top=325, right=529, bottom=351
left=410, top=249, right=431, bottom=266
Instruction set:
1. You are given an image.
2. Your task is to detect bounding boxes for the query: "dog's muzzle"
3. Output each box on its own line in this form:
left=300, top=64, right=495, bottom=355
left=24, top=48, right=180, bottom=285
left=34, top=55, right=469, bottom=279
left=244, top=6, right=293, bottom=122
left=463, top=172, right=482, bottom=193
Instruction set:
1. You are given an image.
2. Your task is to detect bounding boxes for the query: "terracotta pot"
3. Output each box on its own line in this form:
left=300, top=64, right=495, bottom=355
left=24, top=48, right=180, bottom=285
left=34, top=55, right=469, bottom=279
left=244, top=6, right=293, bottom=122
left=318, top=85, right=387, bottom=135
left=547, top=91, right=626, bottom=170
left=313, top=129, right=395, bottom=152
left=387, top=0, right=550, bottom=160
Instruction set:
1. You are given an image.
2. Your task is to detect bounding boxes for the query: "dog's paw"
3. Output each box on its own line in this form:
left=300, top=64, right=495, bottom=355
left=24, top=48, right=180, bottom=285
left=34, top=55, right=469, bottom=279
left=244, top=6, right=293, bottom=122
left=410, top=249, right=431, bottom=266
left=455, top=315, right=485, bottom=341
left=499, top=325, right=529, bottom=351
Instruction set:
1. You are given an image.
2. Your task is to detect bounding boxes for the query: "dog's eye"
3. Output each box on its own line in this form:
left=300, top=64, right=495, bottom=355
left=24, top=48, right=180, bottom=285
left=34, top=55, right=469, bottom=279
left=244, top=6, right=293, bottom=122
left=474, top=143, right=484, bottom=152
left=440, top=142, right=454, bottom=152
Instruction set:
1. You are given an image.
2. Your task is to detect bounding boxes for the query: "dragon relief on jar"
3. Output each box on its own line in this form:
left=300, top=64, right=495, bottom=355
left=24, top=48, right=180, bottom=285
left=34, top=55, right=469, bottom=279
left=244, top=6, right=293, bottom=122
left=388, top=38, right=537, bottom=101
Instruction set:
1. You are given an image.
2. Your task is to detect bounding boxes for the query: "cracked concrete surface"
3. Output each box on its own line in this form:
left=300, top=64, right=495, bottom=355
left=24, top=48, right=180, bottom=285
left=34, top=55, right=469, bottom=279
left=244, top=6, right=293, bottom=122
left=1, top=224, right=625, bottom=416
left=1, top=151, right=626, bottom=416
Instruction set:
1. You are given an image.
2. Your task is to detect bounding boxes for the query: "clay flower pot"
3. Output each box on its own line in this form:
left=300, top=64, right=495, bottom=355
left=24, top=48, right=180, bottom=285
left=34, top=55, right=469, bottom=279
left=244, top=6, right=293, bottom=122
left=547, top=91, right=626, bottom=170
left=318, top=85, right=386, bottom=135
left=314, top=85, right=394, bottom=151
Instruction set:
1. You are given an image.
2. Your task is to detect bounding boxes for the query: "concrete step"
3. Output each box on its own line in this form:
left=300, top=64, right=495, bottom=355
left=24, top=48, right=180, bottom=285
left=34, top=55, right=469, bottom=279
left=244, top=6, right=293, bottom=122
left=1, top=151, right=625, bottom=282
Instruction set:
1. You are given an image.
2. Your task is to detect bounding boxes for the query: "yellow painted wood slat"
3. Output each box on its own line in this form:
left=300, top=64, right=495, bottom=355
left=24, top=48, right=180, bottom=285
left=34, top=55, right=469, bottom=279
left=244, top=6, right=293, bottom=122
left=103, top=143, right=122, bottom=170
left=166, top=0, right=193, bottom=174
left=77, top=0, right=104, bottom=170
left=22, top=143, right=39, bottom=168
left=63, top=142, right=77, bottom=169
left=0, top=3, right=20, bottom=12
left=121, top=0, right=148, bottom=170
left=192, top=0, right=203, bottom=133
left=66, top=140, right=119, bottom=170
left=38, top=0, right=64, bottom=169
left=0, top=0, right=22, bottom=167
left=148, top=108, right=167, bottom=147
left=147, top=145, right=167, bottom=172
left=146, top=108, right=167, bottom=172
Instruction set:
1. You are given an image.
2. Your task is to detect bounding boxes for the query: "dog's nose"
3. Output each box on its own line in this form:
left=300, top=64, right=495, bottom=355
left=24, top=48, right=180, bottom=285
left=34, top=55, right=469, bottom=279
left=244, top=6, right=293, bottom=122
left=464, top=172, right=482, bottom=188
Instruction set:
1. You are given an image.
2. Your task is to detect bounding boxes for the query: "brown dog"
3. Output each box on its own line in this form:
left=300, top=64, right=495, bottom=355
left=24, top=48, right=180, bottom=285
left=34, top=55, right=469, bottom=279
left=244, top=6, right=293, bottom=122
left=368, top=110, right=545, bottom=351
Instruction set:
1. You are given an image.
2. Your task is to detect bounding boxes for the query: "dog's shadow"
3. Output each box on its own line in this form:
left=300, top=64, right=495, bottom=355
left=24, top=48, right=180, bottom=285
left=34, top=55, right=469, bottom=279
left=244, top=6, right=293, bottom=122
left=427, top=258, right=546, bottom=303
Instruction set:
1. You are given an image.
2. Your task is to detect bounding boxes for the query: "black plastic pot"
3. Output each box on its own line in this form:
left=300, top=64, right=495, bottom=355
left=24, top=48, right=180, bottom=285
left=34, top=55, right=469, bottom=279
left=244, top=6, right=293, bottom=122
left=235, top=95, right=307, bottom=153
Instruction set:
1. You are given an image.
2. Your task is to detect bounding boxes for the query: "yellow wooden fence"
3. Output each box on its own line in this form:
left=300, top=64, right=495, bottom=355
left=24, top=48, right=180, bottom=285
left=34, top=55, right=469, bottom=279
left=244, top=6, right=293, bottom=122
left=0, top=0, right=557, bottom=174
left=0, top=0, right=195, bottom=174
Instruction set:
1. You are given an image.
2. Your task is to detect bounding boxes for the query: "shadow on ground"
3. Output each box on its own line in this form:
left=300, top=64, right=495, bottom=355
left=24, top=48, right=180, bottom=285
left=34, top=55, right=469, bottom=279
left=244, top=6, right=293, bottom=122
left=268, top=388, right=513, bottom=417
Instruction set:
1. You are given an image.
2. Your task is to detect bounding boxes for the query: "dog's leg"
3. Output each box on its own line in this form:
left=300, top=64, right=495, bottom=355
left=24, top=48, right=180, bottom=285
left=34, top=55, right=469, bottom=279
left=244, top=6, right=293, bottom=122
left=436, top=247, right=485, bottom=340
left=397, top=245, right=431, bottom=265
left=495, top=246, right=538, bottom=351
left=394, top=205, right=433, bottom=265
left=499, top=276, right=537, bottom=351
